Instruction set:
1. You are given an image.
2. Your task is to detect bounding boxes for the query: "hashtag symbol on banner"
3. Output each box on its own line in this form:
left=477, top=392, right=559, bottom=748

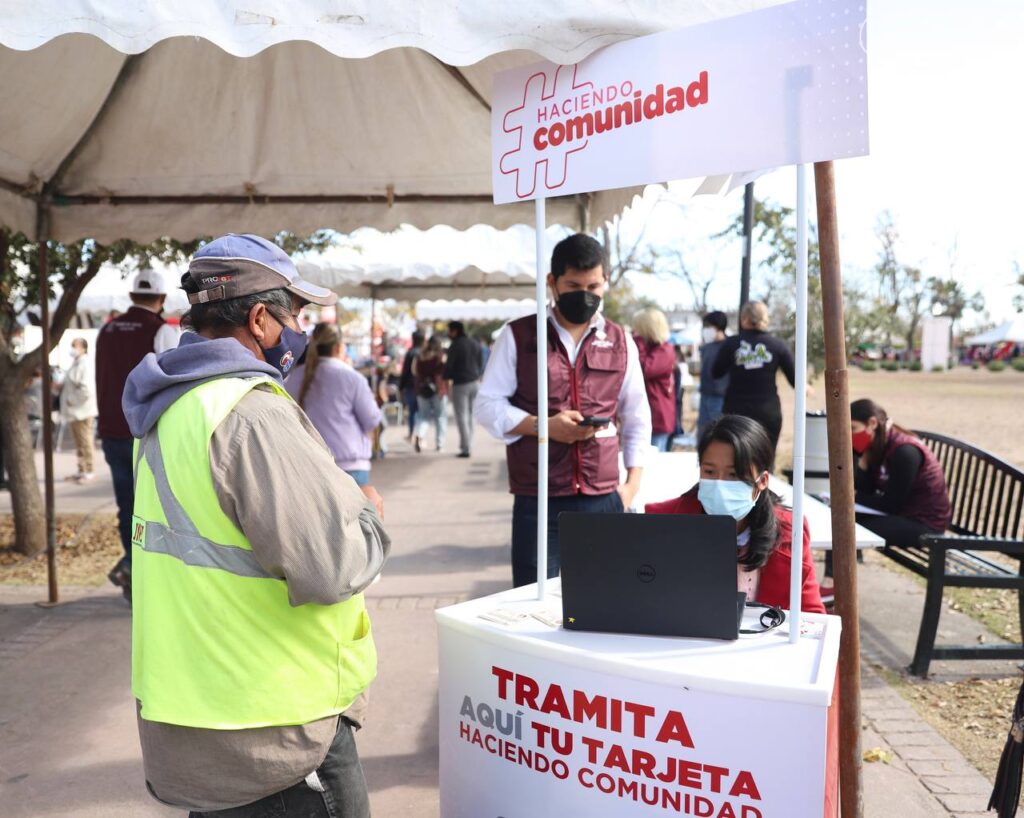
left=499, top=65, right=593, bottom=199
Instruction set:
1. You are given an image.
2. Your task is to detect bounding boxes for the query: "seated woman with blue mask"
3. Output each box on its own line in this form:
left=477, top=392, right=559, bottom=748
left=646, top=414, right=825, bottom=614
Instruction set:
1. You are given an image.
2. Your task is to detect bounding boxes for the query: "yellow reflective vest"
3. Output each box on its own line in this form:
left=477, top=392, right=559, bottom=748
left=131, top=376, right=376, bottom=729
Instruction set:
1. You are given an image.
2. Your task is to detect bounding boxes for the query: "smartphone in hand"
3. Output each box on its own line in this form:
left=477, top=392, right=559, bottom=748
left=579, top=416, right=612, bottom=427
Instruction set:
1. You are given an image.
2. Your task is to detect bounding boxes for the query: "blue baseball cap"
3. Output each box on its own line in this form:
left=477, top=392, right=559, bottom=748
left=186, top=233, right=335, bottom=307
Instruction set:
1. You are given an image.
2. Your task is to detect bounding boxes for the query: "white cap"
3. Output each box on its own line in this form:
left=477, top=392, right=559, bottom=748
left=131, top=267, right=167, bottom=296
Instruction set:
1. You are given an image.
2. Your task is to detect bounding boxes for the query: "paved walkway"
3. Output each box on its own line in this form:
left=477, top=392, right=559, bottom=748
left=0, top=422, right=1009, bottom=816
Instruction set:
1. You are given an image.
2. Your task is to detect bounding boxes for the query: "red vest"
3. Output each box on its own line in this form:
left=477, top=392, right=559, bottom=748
left=871, top=429, right=952, bottom=532
left=506, top=315, right=626, bottom=497
left=634, top=336, right=677, bottom=434
left=96, top=306, right=165, bottom=439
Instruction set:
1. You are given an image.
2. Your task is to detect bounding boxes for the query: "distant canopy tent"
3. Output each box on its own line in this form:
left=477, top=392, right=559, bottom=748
left=415, top=299, right=535, bottom=323
left=74, top=261, right=190, bottom=315
left=295, top=223, right=560, bottom=301
left=965, top=319, right=1024, bottom=346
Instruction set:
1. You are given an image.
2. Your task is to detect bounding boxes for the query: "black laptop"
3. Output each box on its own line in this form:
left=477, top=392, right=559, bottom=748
left=558, top=512, right=744, bottom=641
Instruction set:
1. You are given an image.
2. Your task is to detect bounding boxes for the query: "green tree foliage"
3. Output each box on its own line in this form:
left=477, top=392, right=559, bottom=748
left=599, top=221, right=659, bottom=324
left=872, top=211, right=938, bottom=355
left=713, top=198, right=872, bottom=377
left=927, top=276, right=984, bottom=338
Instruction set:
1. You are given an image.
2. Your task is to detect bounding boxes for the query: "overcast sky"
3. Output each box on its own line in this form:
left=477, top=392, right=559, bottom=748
left=624, top=0, right=1024, bottom=329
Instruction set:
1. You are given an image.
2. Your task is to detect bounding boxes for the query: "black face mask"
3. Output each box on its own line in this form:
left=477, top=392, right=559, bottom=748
left=556, top=290, right=602, bottom=325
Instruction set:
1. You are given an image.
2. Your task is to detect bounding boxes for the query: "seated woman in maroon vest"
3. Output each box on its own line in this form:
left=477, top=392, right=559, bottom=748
left=646, top=414, right=825, bottom=614
left=850, top=398, right=952, bottom=548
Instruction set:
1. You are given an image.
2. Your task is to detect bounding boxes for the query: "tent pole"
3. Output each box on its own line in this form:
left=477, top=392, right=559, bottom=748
left=739, top=182, right=754, bottom=314
left=789, top=165, right=808, bottom=644
left=369, top=292, right=377, bottom=360
left=814, top=160, right=862, bottom=817
left=535, top=197, right=549, bottom=600
left=36, top=207, right=59, bottom=606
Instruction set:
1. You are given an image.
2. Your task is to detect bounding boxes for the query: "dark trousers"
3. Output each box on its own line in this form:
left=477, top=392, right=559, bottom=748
left=402, top=387, right=419, bottom=437
left=101, top=437, right=135, bottom=565
left=724, top=397, right=783, bottom=452
left=511, top=491, right=624, bottom=588
left=189, top=718, right=369, bottom=818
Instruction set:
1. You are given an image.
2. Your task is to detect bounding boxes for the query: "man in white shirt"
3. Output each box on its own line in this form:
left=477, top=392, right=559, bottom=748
left=477, top=233, right=651, bottom=587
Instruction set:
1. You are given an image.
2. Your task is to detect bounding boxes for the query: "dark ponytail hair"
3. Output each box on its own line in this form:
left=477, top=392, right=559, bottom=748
left=850, top=398, right=916, bottom=468
left=698, top=415, right=779, bottom=571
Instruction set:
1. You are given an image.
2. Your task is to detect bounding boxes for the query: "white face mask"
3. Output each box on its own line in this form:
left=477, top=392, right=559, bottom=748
left=702, top=327, right=718, bottom=345
left=698, top=477, right=763, bottom=520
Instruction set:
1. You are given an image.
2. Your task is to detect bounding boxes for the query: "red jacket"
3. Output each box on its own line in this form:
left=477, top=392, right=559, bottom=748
left=646, top=489, right=826, bottom=614
left=634, top=336, right=677, bottom=434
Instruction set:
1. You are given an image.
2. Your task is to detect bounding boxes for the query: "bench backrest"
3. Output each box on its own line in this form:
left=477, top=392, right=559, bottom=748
left=915, top=430, right=1024, bottom=541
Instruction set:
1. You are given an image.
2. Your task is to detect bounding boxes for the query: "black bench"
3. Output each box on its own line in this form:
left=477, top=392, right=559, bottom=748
left=879, top=431, right=1024, bottom=677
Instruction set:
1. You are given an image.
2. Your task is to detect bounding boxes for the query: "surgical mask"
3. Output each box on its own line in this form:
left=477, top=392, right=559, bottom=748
left=698, top=477, right=762, bottom=520
left=555, top=290, right=602, bottom=325
left=702, top=327, right=718, bottom=344
left=260, top=313, right=308, bottom=377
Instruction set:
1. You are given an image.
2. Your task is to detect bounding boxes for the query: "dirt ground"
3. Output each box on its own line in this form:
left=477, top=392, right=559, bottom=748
left=774, top=365, right=1024, bottom=472
left=0, top=513, right=121, bottom=585
left=864, top=550, right=1021, bottom=781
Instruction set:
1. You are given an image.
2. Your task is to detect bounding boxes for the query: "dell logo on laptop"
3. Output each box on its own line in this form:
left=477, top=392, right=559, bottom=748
left=637, top=564, right=656, bottom=583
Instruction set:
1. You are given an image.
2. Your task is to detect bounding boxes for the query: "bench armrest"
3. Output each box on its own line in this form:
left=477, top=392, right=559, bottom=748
left=919, top=533, right=1024, bottom=554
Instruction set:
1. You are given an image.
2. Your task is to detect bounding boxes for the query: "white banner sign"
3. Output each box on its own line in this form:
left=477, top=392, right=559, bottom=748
left=439, top=628, right=834, bottom=817
left=491, top=0, right=868, bottom=203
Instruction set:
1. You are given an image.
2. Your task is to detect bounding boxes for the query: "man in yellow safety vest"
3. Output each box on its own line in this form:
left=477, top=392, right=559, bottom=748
left=123, top=234, right=390, bottom=817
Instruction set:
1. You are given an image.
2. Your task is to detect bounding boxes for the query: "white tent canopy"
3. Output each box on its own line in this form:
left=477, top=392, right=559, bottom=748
left=415, top=299, right=535, bottom=323
left=74, top=260, right=190, bottom=315
left=0, top=1, right=779, bottom=244
left=964, top=318, right=1024, bottom=346
left=296, top=223, right=568, bottom=300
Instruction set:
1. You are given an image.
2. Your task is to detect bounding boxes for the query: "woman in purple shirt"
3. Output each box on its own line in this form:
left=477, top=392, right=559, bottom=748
left=286, top=323, right=382, bottom=486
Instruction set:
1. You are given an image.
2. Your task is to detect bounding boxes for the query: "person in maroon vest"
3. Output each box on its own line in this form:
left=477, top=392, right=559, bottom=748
left=477, top=233, right=652, bottom=588
left=631, top=307, right=677, bottom=451
left=96, top=268, right=179, bottom=600
left=850, top=397, right=952, bottom=547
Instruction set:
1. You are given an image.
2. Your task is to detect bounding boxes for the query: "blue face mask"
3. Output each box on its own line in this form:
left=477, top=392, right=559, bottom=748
left=260, top=313, right=308, bottom=376
left=698, top=478, right=762, bottom=520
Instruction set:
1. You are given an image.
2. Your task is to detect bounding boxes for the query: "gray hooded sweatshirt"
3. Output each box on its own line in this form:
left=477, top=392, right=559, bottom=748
left=126, top=332, right=389, bottom=812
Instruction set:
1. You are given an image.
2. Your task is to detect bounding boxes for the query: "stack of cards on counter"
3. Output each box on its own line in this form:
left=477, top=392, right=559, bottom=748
left=477, top=608, right=529, bottom=626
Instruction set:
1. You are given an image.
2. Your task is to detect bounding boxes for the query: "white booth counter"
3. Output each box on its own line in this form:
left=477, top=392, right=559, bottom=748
left=437, top=581, right=841, bottom=818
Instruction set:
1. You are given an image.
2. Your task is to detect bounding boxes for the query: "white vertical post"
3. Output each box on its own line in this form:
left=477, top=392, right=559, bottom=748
left=790, top=164, right=809, bottom=643
left=535, top=197, right=549, bottom=600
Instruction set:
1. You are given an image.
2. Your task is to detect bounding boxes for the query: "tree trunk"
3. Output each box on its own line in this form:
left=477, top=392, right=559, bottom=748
left=0, top=381, right=45, bottom=556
